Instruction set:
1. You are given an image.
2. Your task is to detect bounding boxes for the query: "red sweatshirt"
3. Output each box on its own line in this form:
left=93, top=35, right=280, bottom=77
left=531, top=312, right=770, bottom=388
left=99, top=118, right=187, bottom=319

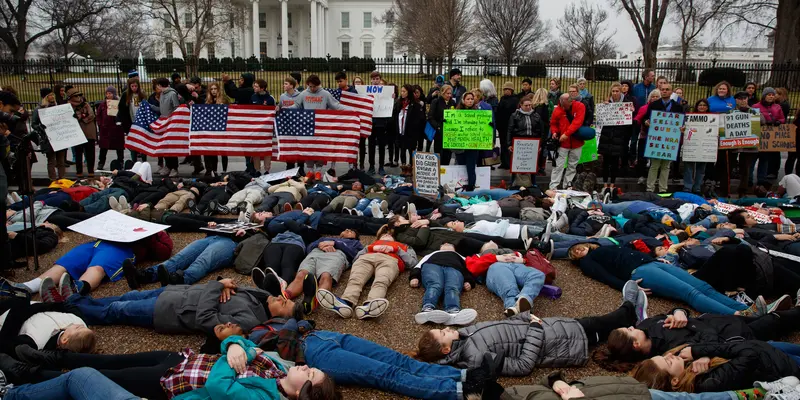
left=365, top=240, right=414, bottom=272
left=465, top=251, right=522, bottom=277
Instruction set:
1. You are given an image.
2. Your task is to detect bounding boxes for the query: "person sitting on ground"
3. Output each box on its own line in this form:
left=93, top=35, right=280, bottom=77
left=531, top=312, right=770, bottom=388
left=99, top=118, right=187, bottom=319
left=409, top=243, right=477, bottom=326
left=317, top=230, right=418, bottom=320
left=465, top=245, right=545, bottom=317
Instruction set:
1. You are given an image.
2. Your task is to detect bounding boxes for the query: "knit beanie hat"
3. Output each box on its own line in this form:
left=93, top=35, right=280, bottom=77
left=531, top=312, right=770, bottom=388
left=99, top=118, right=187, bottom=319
left=762, top=87, right=777, bottom=98
left=40, top=87, right=53, bottom=99
left=127, top=69, right=139, bottom=78
left=105, top=85, right=118, bottom=99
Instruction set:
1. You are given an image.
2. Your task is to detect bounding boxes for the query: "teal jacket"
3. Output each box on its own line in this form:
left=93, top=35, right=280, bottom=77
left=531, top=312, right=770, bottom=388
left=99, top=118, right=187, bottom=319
left=175, top=336, right=290, bottom=400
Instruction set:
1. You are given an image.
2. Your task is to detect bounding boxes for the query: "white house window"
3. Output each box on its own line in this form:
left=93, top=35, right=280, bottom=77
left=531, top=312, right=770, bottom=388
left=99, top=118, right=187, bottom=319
left=341, top=12, right=349, bottom=28
left=288, top=13, right=292, bottom=28
left=164, top=14, right=171, bottom=29
left=259, top=13, right=266, bottom=28
left=363, top=42, right=372, bottom=58
left=186, top=42, right=195, bottom=57
left=363, top=12, right=372, bottom=28
left=184, top=13, right=193, bottom=28
left=166, top=43, right=174, bottom=58
left=260, top=42, right=267, bottom=57
left=342, top=42, right=350, bottom=58
left=230, top=39, right=236, bottom=57
left=207, top=42, right=215, bottom=59
left=385, top=42, right=393, bottom=59
left=229, top=12, right=234, bottom=28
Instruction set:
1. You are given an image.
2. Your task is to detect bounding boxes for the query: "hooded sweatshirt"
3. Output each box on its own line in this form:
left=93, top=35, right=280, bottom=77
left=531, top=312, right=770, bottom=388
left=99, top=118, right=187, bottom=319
left=288, top=88, right=347, bottom=110
left=159, top=87, right=181, bottom=116
left=279, top=90, right=301, bottom=108
left=224, top=73, right=256, bottom=105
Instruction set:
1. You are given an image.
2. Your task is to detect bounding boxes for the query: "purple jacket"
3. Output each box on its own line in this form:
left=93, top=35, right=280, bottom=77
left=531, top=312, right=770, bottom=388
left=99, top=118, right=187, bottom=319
left=751, top=102, right=786, bottom=124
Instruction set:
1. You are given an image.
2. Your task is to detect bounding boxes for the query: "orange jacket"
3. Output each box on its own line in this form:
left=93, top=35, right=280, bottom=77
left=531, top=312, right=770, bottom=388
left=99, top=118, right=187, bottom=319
left=550, top=100, right=586, bottom=149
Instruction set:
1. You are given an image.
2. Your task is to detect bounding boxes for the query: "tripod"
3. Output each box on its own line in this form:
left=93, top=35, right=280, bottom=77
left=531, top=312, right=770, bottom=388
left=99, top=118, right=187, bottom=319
left=16, top=138, right=40, bottom=271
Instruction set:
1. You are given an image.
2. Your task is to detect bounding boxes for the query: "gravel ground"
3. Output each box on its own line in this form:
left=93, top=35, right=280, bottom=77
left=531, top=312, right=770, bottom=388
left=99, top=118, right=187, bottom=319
left=5, top=230, right=800, bottom=399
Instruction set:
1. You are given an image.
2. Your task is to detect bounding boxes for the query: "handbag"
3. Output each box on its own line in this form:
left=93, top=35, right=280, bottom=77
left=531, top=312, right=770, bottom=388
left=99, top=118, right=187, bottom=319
left=424, top=122, right=436, bottom=142
left=480, top=147, right=501, bottom=166
left=575, top=126, right=596, bottom=141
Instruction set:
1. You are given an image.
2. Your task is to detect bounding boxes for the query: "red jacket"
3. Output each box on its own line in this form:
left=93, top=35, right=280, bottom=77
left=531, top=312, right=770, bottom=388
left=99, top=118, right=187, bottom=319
left=550, top=100, right=586, bottom=149
left=366, top=240, right=413, bottom=272
left=465, top=251, right=522, bottom=276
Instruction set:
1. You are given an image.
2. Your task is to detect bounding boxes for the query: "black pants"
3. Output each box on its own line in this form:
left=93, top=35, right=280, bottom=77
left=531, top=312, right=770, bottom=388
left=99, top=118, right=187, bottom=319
left=267, top=219, right=321, bottom=244
left=398, top=139, right=414, bottom=165
left=434, top=129, right=452, bottom=167
left=602, top=155, right=619, bottom=184
left=36, top=351, right=184, bottom=400
left=164, top=157, right=179, bottom=170
left=262, top=242, right=306, bottom=282
left=745, top=307, right=800, bottom=341
left=386, top=129, right=397, bottom=165
left=786, top=153, right=799, bottom=176
left=203, top=155, right=228, bottom=173
left=635, top=138, right=647, bottom=178
left=386, top=193, right=437, bottom=214
left=301, top=193, right=331, bottom=210
left=98, top=149, right=124, bottom=167
left=73, top=139, right=96, bottom=176
left=338, top=169, right=378, bottom=185
left=714, top=149, right=730, bottom=196
left=369, top=125, right=389, bottom=169
left=46, top=211, right=93, bottom=230
left=693, top=246, right=756, bottom=293
left=768, top=152, right=781, bottom=177
left=257, top=192, right=295, bottom=212
left=577, top=302, right=637, bottom=346
left=318, top=213, right=389, bottom=236
left=197, top=187, right=230, bottom=212
left=455, top=233, right=526, bottom=255
left=359, top=137, right=368, bottom=168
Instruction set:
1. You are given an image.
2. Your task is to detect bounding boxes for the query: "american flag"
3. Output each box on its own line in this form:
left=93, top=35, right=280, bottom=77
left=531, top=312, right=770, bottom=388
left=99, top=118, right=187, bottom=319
left=327, top=89, right=374, bottom=137
left=275, top=109, right=361, bottom=163
left=125, top=104, right=191, bottom=157
left=189, top=104, right=274, bottom=156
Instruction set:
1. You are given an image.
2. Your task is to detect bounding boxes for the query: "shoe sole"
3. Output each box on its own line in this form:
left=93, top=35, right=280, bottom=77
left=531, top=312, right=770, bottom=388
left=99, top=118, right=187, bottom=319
left=636, top=291, right=649, bottom=321
left=414, top=310, right=451, bottom=325
left=316, top=289, right=352, bottom=318
left=516, top=297, right=532, bottom=314
left=622, top=280, right=639, bottom=306
left=157, top=265, right=170, bottom=287
left=302, top=274, right=319, bottom=314
left=356, top=298, right=389, bottom=320
left=251, top=268, right=266, bottom=289
left=446, top=309, right=477, bottom=326
left=264, top=267, right=288, bottom=297
left=769, top=294, right=792, bottom=313
left=58, top=273, right=74, bottom=300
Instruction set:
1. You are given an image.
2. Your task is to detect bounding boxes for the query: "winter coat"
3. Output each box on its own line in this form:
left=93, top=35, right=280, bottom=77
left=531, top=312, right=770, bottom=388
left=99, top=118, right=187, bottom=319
left=73, top=102, right=97, bottom=140
left=116, top=90, right=145, bottom=132
left=598, top=95, right=635, bottom=157
left=636, top=312, right=755, bottom=357
left=224, top=73, right=256, bottom=105
left=580, top=94, right=596, bottom=126
left=503, top=376, right=650, bottom=400
left=153, top=280, right=270, bottom=335
left=392, top=225, right=465, bottom=256
left=707, top=95, right=735, bottom=113
left=751, top=101, right=786, bottom=125
left=497, top=94, right=520, bottom=138
left=507, top=110, right=546, bottom=147
left=410, top=250, right=475, bottom=286
left=96, top=100, right=126, bottom=150
left=569, top=211, right=618, bottom=236
left=392, top=99, right=424, bottom=148
left=6, top=201, right=60, bottom=232
left=690, top=341, right=800, bottom=392
left=427, top=96, right=457, bottom=133
left=622, top=214, right=671, bottom=238
left=644, top=99, right=686, bottom=123
left=439, top=312, right=588, bottom=376
left=251, top=92, right=276, bottom=106
left=9, top=226, right=59, bottom=259
left=578, top=246, right=654, bottom=290
left=550, top=101, right=586, bottom=149
left=267, top=179, right=307, bottom=202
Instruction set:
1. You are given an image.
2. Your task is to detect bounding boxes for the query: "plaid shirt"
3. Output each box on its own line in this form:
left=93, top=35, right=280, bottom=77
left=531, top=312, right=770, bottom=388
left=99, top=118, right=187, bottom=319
left=160, top=348, right=287, bottom=399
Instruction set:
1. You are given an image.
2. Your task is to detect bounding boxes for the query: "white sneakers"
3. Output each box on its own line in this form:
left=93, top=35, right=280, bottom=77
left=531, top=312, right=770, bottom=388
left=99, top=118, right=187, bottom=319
left=758, top=376, right=800, bottom=399
left=414, top=308, right=477, bottom=326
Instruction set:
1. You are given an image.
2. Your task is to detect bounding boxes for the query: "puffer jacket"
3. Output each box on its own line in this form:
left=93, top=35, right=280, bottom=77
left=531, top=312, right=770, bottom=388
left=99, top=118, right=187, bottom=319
left=439, top=312, right=588, bottom=376
left=636, top=312, right=754, bottom=357
left=691, top=340, right=800, bottom=392
left=502, top=376, right=650, bottom=400
left=598, top=96, right=635, bottom=157
left=751, top=101, right=786, bottom=125
left=507, top=109, right=545, bottom=146
left=569, top=211, right=618, bottom=236
left=550, top=101, right=586, bottom=149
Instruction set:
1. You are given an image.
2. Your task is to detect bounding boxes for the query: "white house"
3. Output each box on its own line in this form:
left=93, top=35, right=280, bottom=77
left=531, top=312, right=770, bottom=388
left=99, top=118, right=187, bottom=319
left=158, top=0, right=395, bottom=60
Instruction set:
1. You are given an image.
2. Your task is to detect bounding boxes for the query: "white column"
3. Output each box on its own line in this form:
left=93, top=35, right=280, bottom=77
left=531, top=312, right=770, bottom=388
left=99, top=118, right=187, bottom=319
left=251, top=0, right=260, bottom=57
left=239, top=8, right=246, bottom=57
left=309, top=0, right=317, bottom=57
left=280, top=0, right=289, bottom=58
left=321, top=7, right=327, bottom=56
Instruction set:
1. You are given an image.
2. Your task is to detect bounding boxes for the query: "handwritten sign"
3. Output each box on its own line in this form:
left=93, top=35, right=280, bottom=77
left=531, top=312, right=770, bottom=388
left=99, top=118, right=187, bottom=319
left=595, top=102, right=634, bottom=126
left=107, top=99, right=120, bottom=117
left=413, top=151, right=440, bottom=198
left=714, top=202, right=772, bottom=224
left=440, top=165, right=491, bottom=191
left=682, top=113, right=719, bottom=162
left=442, top=109, right=494, bottom=150
left=511, top=138, right=540, bottom=173
left=579, top=136, right=598, bottom=164
left=759, top=124, right=796, bottom=152
left=720, top=111, right=759, bottom=149
left=356, top=85, right=394, bottom=118
left=645, top=110, right=684, bottom=161
left=201, top=222, right=263, bottom=234
left=68, top=210, right=169, bottom=242
left=37, top=104, right=88, bottom=152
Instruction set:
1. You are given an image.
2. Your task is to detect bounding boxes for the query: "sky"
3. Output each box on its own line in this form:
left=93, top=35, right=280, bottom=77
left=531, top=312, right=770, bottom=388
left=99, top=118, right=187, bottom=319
left=537, top=0, right=764, bottom=56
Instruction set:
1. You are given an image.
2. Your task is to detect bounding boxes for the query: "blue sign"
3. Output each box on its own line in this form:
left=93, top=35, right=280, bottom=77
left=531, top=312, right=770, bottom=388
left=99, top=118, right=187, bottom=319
left=645, top=110, right=685, bottom=161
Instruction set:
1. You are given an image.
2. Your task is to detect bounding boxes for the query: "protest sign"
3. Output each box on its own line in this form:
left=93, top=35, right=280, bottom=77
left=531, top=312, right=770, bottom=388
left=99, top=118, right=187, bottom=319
left=759, top=124, right=796, bottom=152
left=682, top=113, right=720, bottom=162
left=68, top=210, right=169, bottom=242
left=579, top=136, right=598, bottom=164
left=413, top=152, right=440, bottom=198
left=645, top=111, right=684, bottom=161
left=257, top=167, right=300, bottom=183
left=720, top=111, right=760, bottom=149
left=37, top=104, right=88, bottom=152
left=356, top=85, right=394, bottom=118
left=201, top=222, right=262, bottom=234
left=511, top=138, right=540, bottom=173
left=107, top=99, right=120, bottom=116
left=595, top=102, right=634, bottom=126
left=442, top=109, right=494, bottom=150
left=440, top=165, right=491, bottom=191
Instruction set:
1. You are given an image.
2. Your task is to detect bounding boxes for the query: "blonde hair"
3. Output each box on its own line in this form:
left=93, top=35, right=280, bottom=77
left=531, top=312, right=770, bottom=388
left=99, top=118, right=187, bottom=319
left=206, top=83, right=230, bottom=105
left=631, top=344, right=729, bottom=393
left=648, top=89, right=661, bottom=102
left=62, top=329, right=97, bottom=353
left=608, top=82, right=623, bottom=99
left=440, top=85, right=453, bottom=96
left=568, top=243, right=599, bottom=260
left=531, top=88, right=548, bottom=107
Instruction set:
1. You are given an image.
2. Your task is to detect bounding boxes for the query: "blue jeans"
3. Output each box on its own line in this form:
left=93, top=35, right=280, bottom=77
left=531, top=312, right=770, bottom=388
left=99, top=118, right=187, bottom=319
left=79, top=188, right=126, bottom=215
left=769, top=341, right=800, bottom=366
left=683, top=162, right=707, bottom=193
left=455, top=151, right=479, bottom=189
left=6, top=367, right=137, bottom=400
left=68, top=287, right=163, bottom=327
left=650, top=390, right=736, bottom=400
left=357, top=198, right=381, bottom=217
left=147, top=235, right=236, bottom=284
left=460, top=189, right=520, bottom=200
left=692, top=215, right=729, bottom=229
left=303, top=330, right=463, bottom=400
left=421, top=263, right=464, bottom=312
left=485, top=262, right=545, bottom=308
left=631, top=262, right=747, bottom=314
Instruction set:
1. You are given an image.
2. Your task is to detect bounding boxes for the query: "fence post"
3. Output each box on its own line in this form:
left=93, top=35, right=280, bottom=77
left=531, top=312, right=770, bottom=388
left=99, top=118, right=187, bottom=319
left=559, top=57, right=564, bottom=81
left=47, top=56, right=55, bottom=88
left=403, top=53, right=408, bottom=84
left=707, top=58, right=718, bottom=98
left=635, top=57, right=642, bottom=83
left=114, top=56, right=122, bottom=89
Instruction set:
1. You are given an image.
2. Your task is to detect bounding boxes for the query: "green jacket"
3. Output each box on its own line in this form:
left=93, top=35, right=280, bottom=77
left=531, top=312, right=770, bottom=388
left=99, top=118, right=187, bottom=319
left=502, top=376, right=650, bottom=400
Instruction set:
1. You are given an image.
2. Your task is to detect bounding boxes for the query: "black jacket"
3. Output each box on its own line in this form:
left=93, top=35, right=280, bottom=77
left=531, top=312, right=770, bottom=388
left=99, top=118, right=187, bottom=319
left=691, top=341, right=800, bottom=392
left=0, top=300, right=82, bottom=355
left=427, top=96, right=456, bottom=133
left=9, top=227, right=59, bottom=259
left=578, top=246, right=653, bottom=290
left=598, top=95, right=635, bottom=157
left=224, top=73, right=256, bottom=105
left=622, top=214, right=671, bottom=238
left=392, top=99, right=425, bottom=147
left=497, top=94, right=519, bottom=139
left=644, top=99, right=686, bottom=122
left=637, top=312, right=754, bottom=357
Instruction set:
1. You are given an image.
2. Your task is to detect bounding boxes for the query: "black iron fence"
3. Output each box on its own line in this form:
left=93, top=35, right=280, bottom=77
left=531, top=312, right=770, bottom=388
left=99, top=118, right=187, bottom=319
left=1, top=56, right=798, bottom=117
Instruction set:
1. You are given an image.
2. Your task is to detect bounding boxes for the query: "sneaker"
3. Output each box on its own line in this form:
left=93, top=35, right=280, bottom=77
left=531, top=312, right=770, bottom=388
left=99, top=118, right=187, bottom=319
left=445, top=308, right=478, bottom=326
left=414, top=309, right=452, bottom=325
left=622, top=280, right=640, bottom=306
left=766, top=388, right=800, bottom=400
left=109, top=196, right=121, bottom=212
left=756, top=376, right=800, bottom=395
left=314, top=171, right=322, bottom=181
left=342, top=207, right=352, bottom=215
left=301, top=273, right=318, bottom=315
left=637, top=177, right=646, bottom=185
left=740, top=295, right=768, bottom=317
left=283, top=202, right=293, bottom=213
left=380, top=200, right=389, bottom=213
left=355, top=298, right=389, bottom=319
left=634, top=290, right=649, bottom=322
left=538, top=239, right=554, bottom=261
left=294, top=203, right=303, bottom=211
left=0, top=277, right=31, bottom=301
left=407, top=202, right=417, bottom=217
left=378, top=168, right=386, bottom=175
left=541, top=221, right=552, bottom=245
left=169, top=169, right=179, bottom=178
left=316, top=288, right=354, bottom=318
left=10, top=192, right=21, bottom=203
left=367, top=167, right=375, bottom=175
left=216, top=204, right=230, bottom=215
left=119, top=195, right=129, bottom=211
left=505, top=297, right=531, bottom=317
left=39, top=277, right=62, bottom=303
left=58, top=273, right=76, bottom=300
left=188, top=199, right=200, bottom=215
left=157, top=166, right=170, bottom=176
left=729, top=290, right=754, bottom=307
left=251, top=268, right=266, bottom=290
left=768, top=294, right=792, bottom=313
left=157, top=265, right=184, bottom=286
left=122, top=259, right=147, bottom=290
left=235, top=201, right=248, bottom=214
left=237, top=211, right=249, bottom=223
left=264, top=267, right=288, bottom=298
left=370, top=202, right=383, bottom=219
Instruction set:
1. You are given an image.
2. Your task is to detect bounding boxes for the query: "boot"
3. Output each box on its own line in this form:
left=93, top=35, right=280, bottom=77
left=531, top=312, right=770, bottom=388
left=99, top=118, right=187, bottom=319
left=157, top=265, right=184, bottom=287
left=463, top=353, right=502, bottom=398
left=0, top=353, right=38, bottom=383
left=122, top=259, right=150, bottom=290
left=15, top=344, right=64, bottom=368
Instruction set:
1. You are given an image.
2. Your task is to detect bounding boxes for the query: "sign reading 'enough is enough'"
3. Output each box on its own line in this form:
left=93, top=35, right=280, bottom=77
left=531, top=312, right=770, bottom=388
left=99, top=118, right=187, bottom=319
left=442, top=109, right=494, bottom=150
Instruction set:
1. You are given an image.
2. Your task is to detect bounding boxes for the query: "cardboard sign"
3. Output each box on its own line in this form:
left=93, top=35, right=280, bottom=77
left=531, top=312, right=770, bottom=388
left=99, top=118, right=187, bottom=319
left=714, top=202, right=772, bottom=224
left=442, top=109, right=494, bottom=150
left=759, top=124, right=796, bottom=152
left=412, top=151, right=440, bottom=198
left=682, top=113, right=719, bottom=163
left=720, top=112, right=760, bottom=149
left=440, top=165, right=491, bottom=191
left=645, top=111, right=684, bottom=161
left=255, top=167, right=300, bottom=184
left=37, top=104, right=88, bottom=152
left=595, top=102, right=634, bottom=126
left=356, top=85, right=394, bottom=118
left=511, top=138, right=540, bottom=173
left=68, top=210, right=169, bottom=242
left=107, top=99, right=120, bottom=117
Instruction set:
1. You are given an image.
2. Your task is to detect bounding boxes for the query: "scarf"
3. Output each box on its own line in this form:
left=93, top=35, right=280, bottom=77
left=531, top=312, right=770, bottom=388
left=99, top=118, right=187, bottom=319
left=518, top=108, right=534, bottom=115
left=579, top=89, right=590, bottom=98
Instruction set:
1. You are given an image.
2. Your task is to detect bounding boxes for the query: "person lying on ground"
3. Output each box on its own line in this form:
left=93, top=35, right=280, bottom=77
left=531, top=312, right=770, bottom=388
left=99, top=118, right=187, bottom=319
left=5, top=224, right=62, bottom=261
left=388, top=215, right=531, bottom=256
left=128, top=203, right=252, bottom=232
left=410, top=243, right=477, bottom=326
left=154, top=179, right=207, bottom=214
left=257, top=177, right=309, bottom=214
left=189, top=170, right=252, bottom=216
left=0, top=367, right=139, bottom=400
left=465, top=246, right=545, bottom=317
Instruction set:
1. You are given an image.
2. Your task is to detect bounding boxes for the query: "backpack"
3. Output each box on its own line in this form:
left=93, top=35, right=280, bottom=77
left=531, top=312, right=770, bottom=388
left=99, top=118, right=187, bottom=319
left=524, top=248, right=556, bottom=284
left=571, top=171, right=597, bottom=193
left=130, top=231, right=173, bottom=262
left=233, top=231, right=271, bottom=275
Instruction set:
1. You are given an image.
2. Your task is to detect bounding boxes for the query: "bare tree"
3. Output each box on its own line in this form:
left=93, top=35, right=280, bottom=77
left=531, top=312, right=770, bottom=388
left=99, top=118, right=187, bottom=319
left=558, top=0, right=618, bottom=64
left=671, top=0, right=733, bottom=82
left=0, top=0, right=113, bottom=62
left=37, top=0, right=111, bottom=63
left=474, top=0, right=548, bottom=75
left=610, top=0, right=671, bottom=67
